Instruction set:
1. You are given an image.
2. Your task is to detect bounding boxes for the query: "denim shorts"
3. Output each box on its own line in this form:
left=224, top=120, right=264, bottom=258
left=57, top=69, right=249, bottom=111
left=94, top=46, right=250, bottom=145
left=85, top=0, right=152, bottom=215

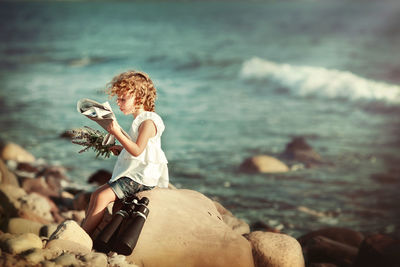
left=108, top=177, right=155, bottom=200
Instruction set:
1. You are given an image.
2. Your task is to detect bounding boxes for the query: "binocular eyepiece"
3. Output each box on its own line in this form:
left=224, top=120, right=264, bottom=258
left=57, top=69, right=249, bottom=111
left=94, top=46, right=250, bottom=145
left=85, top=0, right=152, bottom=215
left=94, top=196, right=150, bottom=255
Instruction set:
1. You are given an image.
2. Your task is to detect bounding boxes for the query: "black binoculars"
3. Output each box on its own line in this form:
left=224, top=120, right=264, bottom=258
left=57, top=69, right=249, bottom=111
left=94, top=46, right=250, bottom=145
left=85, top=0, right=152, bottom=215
left=94, top=196, right=150, bottom=255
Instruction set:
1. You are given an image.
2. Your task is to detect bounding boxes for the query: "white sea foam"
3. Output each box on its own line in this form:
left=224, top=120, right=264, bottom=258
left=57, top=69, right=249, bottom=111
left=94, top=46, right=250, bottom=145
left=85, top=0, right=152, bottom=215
left=240, top=57, right=400, bottom=105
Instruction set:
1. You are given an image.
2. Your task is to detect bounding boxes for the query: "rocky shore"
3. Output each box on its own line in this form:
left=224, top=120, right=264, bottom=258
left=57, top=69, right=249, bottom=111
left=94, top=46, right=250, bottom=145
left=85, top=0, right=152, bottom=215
left=0, top=141, right=398, bottom=267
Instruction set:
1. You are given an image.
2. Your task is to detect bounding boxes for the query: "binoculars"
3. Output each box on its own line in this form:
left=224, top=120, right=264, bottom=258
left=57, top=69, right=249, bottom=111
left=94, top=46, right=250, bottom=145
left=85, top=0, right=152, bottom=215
left=94, top=196, right=150, bottom=255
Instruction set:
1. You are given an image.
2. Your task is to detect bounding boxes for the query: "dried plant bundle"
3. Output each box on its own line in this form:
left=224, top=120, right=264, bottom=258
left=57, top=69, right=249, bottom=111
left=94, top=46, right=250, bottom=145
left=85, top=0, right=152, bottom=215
left=68, top=126, right=115, bottom=158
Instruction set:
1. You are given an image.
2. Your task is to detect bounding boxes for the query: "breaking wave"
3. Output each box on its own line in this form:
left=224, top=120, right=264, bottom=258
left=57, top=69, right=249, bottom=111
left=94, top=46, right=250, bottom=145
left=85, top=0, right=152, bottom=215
left=240, top=57, right=400, bottom=105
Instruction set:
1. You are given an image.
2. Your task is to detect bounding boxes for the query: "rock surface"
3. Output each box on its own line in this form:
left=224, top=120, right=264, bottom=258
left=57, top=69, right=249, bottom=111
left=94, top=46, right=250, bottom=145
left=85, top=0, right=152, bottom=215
left=246, top=231, right=305, bottom=267
left=121, top=188, right=255, bottom=267
left=240, top=155, right=289, bottom=173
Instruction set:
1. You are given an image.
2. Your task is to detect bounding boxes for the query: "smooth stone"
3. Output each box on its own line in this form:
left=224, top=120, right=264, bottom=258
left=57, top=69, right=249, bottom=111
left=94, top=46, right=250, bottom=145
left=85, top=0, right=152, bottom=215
left=240, top=155, right=289, bottom=173
left=0, top=143, right=35, bottom=163
left=48, top=220, right=92, bottom=253
left=246, top=231, right=305, bottom=267
left=5, top=233, right=43, bottom=254
left=7, top=218, right=44, bottom=236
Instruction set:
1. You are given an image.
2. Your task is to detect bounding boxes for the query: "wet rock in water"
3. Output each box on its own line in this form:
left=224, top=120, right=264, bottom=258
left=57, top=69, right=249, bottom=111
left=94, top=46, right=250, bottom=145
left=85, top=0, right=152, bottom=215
left=88, top=169, right=111, bottom=185
left=298, top=227, right=365, bottom=248
left=240, top=155, right=289, bottom=173
left=282, top=137, right=323, bottom=167
left=246, top=231, right=305, bottom=267
left=0, top=143, right=35, bottom=163
left=120, top=188, right=254, bottom=267
left=0, top=160, right=19, bottom=187
left=353, top=234, right=400, bottom=267
left=47, top=220, right=92, bottom=255
left=302, top=235, right=358, bottom=267
left=213, top=200, right=250, bottom=235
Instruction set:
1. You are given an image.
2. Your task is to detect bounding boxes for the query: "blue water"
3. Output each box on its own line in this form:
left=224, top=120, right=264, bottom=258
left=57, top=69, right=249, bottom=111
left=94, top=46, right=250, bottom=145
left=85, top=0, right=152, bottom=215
left=1, top=0, right=399, bottom=238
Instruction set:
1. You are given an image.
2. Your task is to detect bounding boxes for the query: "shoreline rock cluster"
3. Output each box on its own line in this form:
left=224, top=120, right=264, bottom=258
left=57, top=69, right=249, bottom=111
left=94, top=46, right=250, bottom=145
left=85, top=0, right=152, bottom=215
left=0, top=141, right=398, bottom=267
left=239, top=137, right=327, bottom=174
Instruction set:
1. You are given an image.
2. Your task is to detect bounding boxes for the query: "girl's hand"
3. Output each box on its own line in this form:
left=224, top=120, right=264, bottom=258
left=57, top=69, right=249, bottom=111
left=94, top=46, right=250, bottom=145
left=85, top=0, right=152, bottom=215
left=109, top=145, right=123, bottom=156
left=106, top=120, right=121, bottom=136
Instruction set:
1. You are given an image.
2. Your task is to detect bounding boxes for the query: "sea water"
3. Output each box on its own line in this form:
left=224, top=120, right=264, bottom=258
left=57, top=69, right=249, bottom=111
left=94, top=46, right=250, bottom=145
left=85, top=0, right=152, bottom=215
left=0, top=0, right=399, bottom=237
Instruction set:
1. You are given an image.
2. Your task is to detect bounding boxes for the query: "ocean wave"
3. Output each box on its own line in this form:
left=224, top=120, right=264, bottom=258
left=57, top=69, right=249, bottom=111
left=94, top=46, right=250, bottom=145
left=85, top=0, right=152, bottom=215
left=240, top=57, right=400, bottom=105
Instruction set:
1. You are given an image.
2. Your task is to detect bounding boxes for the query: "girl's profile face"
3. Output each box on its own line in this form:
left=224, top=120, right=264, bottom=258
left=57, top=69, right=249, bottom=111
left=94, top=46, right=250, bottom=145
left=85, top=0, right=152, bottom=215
left=116, top=92, right=136, bottom=115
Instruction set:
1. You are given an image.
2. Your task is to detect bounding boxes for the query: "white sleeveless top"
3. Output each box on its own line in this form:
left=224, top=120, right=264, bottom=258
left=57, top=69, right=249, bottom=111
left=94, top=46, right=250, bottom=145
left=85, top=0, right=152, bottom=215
left=109, top=111, right=169, bottom=188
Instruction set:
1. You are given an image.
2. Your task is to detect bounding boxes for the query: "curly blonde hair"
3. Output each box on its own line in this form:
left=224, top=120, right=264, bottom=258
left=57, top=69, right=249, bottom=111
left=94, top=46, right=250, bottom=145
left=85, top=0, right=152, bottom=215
left=106, top=70, right=157, bottom=112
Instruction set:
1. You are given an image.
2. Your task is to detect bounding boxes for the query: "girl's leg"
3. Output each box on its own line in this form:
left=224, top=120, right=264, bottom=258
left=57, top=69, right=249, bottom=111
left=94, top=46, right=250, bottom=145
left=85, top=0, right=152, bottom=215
left=82, top=184, right=116, bottom=236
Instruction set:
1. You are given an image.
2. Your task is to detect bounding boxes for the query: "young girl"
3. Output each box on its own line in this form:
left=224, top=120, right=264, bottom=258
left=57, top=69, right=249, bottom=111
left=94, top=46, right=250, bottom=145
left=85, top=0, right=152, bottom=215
left=82, top=71, right=169, bottom=237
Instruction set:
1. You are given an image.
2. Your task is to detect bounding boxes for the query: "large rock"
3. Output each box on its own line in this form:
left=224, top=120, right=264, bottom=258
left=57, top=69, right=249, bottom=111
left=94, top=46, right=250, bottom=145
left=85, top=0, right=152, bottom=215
left=246, top=231, right=305, bottom=267
left=120, top=188, right=254, bottom=267
left=0, top=160, right=19, bottom=187
left=0, top=143, right=35, bottom=163
left=47, top=220, right=92, bottom=254
left=240, top=155, right=289, bottom=173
